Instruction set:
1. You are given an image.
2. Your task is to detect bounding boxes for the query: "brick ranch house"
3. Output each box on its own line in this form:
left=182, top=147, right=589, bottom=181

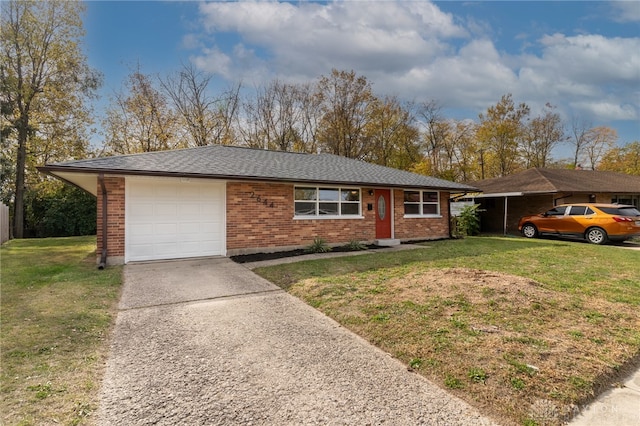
left=467, top=168, right=640, bottom=235
left=39, top=145, right=476, bottom=266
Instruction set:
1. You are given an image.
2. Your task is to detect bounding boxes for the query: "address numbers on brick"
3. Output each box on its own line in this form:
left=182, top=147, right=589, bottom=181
left=248, top=191, right=275, bottom=208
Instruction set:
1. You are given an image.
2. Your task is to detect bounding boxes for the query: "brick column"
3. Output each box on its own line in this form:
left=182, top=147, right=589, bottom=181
left=97, top=176, right=126, bottom=265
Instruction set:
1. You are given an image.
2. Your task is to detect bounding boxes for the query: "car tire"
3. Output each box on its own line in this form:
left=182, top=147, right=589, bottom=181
left=521, top=223, right=538, bottom=238
left=585, top=227, right=608, bottom=245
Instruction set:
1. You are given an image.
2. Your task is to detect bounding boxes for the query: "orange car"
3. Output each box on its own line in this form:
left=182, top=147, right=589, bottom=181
left=518, top=203, right=640, bottom=244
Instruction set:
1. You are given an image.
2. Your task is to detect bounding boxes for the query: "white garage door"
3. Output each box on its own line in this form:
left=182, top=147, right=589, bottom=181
left=126, top=177, right=226, bottom=262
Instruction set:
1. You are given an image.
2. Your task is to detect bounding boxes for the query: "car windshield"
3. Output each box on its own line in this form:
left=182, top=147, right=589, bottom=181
left=598, top=206, right=640, bottom=216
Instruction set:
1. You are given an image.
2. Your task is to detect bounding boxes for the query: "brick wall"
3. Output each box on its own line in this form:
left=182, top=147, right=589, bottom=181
left=227, top=182, right=452, bottom=254
left=226, top=182, right=377, bottom=254
left=98, top=178, right=456, bottom=260
left=393, top=190, right=451, bottom=240
left=97, top=176, right=125, bottom=264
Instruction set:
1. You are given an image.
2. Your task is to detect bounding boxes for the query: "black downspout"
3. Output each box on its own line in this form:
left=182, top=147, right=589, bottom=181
left=448, top=197, right=452, bottom=239
left=98, top=174, right=108, bottom=270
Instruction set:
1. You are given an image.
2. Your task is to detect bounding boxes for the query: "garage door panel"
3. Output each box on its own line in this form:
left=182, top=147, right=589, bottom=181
left=200, top=202, right=222, bottom=216
left=130, top=203, right=154, bottom=218
left=129, top=182, right=153, bottom=198
left=126, top=178, right=226, bottom=262
left=178, top=204, right=201, bottom=220
left=129, top=223, right=154, bottom=237
left=197, top=222, right=222, bottom=233
left=155, top=242, right=180, bottom=256
left=156, top=185, right=178, bottom=198
left=155, top=203, right=178, bottom=218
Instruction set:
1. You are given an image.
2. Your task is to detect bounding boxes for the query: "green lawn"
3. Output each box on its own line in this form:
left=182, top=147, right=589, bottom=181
left=1, top=236, right=122, bottom=426
left=2, top=236, right=637, bottom=426
left=254, top=237, right=640, bottom=426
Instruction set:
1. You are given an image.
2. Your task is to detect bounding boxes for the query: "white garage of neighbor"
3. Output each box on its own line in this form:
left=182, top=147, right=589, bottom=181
left=125, top=177, right=226, bottom=262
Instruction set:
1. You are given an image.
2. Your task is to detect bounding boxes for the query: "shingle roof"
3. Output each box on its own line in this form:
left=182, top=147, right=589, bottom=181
left=40, top=144, right=475, bottom=191
left=472, top=168, right=640, bottom=194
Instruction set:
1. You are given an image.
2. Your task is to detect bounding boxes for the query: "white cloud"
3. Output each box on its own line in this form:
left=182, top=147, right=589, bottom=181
left=571, top=101, right=637, bottom=121
left=191, top=47, right=233, bottom=78
left=610, top=1, right=640, bottom=23
left=190, top=0, right=639, bottom=139
left=195, top=0, right=466, bottom=84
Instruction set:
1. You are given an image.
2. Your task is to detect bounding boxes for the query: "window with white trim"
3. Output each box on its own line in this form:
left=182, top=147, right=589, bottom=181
left=404, top=190, right=440, bottom=216
left=294, top=186, right=361, bottom=217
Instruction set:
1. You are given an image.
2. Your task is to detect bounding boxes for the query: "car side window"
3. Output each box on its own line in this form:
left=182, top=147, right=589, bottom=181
left=568, top=206, right=587, bottom=215
left=546, top=206, right=567, bottom=216
left=585, top=207, right=595, bottom=215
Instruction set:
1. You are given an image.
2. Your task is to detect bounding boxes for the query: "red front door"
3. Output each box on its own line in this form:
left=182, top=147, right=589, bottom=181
left=375, top=189, right=392, bottom=239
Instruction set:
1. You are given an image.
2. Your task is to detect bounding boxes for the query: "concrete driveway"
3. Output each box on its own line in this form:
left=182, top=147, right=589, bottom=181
left=97, top=258, right=497, bottom=425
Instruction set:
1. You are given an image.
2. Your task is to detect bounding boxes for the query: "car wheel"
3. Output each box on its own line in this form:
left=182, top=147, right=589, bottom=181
left=521, top=223, right=538, bottom=238
left=585, top=227, right=608, bottom=245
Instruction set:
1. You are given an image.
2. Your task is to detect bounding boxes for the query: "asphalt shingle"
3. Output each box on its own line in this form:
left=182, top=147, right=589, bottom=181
left=472, top=168, right=640, bottom=194
left=42, top=145, right=476, bottom=191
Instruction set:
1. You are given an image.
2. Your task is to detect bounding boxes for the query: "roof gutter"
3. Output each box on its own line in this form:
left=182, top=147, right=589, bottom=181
left=98, top=174, right=107, bottom=270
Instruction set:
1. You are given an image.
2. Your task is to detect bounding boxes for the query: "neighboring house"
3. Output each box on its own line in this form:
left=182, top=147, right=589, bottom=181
left=39, top=145, right=476, bottom=265
left=469, top=168, right=640, bottom=235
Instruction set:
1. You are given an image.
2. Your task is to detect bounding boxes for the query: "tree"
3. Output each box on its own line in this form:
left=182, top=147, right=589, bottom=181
left=444, top=120, right=480, bottom=182
left=160, top=63, right=239, bottom=147
left=103, top=67, right=181, bottom=154
left=598, top=141, right=640, bottom=175
left=584, top=126, right=617, bottom=170
left=315, top=69, right=375, bottom=159
left=476, top=94, right=530, bottom=177
left=568, top=116, right=592, bottom=168
left=521, top=103, right=565, bottom=168
left=1, top=0, right=100, bottom=238
left=363, top=96, right=420, bottom=170
left=239, top=80, right=306, bottom=151
left=416, top=100, right=447, bottom=175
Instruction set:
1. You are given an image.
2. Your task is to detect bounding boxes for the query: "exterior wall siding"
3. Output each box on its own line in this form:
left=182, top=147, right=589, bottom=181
left=226, top=181, right=377, bottom=254
left=226, top=182, right=452, bottom=255
left=97, top=176, right=125, bottom=264
left=393, top=190, right=451, bottom=241
left=99, top=178, right=454, bottom=261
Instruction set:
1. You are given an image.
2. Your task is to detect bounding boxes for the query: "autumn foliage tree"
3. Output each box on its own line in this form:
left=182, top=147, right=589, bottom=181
left=1, top=0, right=100, bottom=238
left=362, top=96, right=420, bottom=170
left=520, top=103, right=564, bottom=168
left=476, top=94, right=530, bottom=177
left=315, top=69, right=376, bottom=159
left=160, top=63, right=239, bottom=147
left=103, top=67, right=181, bottom=154
left=598, top=141, right=640, bottom=175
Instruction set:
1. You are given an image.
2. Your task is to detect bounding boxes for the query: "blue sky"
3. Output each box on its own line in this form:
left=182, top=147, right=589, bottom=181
left=83, top=1, right=640, bottom=160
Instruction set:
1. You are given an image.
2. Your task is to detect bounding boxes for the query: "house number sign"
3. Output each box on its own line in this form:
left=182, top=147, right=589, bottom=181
left=248, top=191, right=275, bottom=208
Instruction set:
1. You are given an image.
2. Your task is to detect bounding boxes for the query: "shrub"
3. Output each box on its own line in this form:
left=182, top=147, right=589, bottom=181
left=344, top=239, right=367, bottom=251
left=456, top=204, right=481, bottom=236
left=305, top=237, right=331, bottom=253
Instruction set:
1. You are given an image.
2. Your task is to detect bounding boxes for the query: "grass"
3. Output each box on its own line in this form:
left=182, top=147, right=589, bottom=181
left=254, top=236, right=640, bottom=426
left=1, top=236, right=122, bottom=426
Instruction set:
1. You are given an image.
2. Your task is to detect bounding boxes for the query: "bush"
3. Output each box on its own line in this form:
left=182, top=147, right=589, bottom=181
left=305, top=237, right=331, bottom=253
left=455, top=204, right=481, bottom=237
left=344, top=239, right=367, bottom=251
left=25, top=185, right=96, bottom=238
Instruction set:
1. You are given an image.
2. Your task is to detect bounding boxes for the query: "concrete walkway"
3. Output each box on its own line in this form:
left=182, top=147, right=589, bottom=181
left=567, top=368, right=640, bottom=425
left=97, top=257, right=496, bottom=425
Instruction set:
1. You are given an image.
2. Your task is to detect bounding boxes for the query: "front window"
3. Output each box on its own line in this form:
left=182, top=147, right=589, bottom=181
left=404, top=190, right=440, bottom=216
left=295, top=186, right=361, bottom=217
